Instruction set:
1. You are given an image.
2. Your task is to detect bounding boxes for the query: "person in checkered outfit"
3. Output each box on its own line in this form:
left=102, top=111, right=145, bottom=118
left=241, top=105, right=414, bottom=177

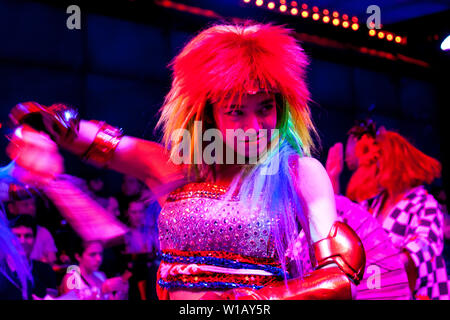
left=362, top=184, right=449, bottom=299
left=327, top=123, right=449, bottom=299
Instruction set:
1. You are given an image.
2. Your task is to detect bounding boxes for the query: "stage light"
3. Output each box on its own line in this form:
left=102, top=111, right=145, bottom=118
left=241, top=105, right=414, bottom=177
left=441, top=35, right=450, bottom=51
left=246, top=0, right=407, bottom=46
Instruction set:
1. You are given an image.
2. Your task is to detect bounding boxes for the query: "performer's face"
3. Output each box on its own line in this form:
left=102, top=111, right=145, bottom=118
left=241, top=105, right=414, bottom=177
left=212, top=92, right=278, bottom=159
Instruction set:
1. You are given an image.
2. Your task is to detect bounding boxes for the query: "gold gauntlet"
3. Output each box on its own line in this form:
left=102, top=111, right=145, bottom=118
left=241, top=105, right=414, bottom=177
left=81, top=121, right=124, bottom=168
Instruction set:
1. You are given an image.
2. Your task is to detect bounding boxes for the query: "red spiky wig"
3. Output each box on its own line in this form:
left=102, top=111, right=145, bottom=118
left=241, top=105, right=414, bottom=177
left=377, top=131, right=441, bottom=195
left=156, top=21, right=315, bottom=178
left=346, top=130, right=441, bottom=202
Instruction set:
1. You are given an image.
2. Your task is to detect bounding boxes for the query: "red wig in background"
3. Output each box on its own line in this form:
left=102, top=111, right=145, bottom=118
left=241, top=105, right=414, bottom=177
left=346, top=130, right=441, bottom=202
left=376, top=130, right=441, bottom=195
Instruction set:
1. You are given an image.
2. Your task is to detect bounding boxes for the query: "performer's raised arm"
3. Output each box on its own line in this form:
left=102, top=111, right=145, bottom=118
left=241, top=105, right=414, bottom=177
left=5, top=127, right=128, bottom=244
left=8, top=102, right=186, bottom=205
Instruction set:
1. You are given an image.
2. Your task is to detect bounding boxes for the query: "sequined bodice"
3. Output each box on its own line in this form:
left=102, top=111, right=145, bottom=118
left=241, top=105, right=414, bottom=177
left=158, top=182, right=276, bottom=259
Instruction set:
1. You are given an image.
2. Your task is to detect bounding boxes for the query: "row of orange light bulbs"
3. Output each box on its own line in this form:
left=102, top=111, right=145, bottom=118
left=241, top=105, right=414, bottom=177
left=368, top=29, right=404, bottom=43
left=245, top=0, right=359, bottom=30
left=243, top=0, right=405, bottom=44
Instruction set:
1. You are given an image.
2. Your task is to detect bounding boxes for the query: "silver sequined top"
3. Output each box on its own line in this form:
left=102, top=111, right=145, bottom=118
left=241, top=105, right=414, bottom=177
left=158, top=182, right=277, bottom=259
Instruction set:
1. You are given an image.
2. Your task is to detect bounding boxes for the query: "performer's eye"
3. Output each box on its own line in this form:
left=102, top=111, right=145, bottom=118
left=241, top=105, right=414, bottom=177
left=260, top=104, right=274, bottom=112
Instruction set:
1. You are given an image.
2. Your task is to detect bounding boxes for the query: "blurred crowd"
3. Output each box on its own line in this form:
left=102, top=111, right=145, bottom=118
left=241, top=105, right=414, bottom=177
left=1, top=118, right=450, bottom=300
left=0, top=173, right=161, bottom=300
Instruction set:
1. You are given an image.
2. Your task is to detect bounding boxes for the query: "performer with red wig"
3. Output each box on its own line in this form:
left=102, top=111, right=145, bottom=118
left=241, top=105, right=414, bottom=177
left=359, top=130, right=448, bottom=299
left=327, top=122, right=449, bottom=299
left=6, top=22, right=366, bottom=300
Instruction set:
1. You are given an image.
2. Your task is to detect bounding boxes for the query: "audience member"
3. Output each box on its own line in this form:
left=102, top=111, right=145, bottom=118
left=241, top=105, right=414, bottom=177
left=7, top=185, right=57, bottom=266
left=123, top=198, right=160, bottom=300
left=85, top=173, right=120, bottom=217
left=60, top=239, right=129, bottom=300
left=115, top=175, right=145, bottom=223
left=9, top=215, right=58, bottom=298
left=124, top=199, right=159, bottom=255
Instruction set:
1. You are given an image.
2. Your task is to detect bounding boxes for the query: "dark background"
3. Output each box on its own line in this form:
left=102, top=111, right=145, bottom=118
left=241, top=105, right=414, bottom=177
left=0, top=0, right=449, bottom=199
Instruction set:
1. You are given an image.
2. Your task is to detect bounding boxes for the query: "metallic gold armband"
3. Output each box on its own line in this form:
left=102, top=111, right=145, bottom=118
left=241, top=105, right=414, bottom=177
left=81, top=121, right=124, bottom=168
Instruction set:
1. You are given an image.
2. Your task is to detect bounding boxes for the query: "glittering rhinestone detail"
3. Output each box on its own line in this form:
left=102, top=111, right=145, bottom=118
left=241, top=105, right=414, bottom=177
left=166, top=182, right=240, bottom=201
left=159, top=182, right=277, bottom=259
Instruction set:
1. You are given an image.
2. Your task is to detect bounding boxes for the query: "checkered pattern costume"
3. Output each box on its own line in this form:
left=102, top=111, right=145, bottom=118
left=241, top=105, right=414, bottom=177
left=362, top=185, right=450, bottom=300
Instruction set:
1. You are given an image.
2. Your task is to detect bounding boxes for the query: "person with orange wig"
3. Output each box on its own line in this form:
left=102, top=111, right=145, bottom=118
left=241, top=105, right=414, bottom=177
left=5, top=22, right=366, bottom=300
left=328, top=123, right=449, bottom=299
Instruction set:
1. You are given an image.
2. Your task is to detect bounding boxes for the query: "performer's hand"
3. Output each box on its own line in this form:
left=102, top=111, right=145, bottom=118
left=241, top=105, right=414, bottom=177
left=325, top=142, right=344, bottom=194
left=326, top=142, right=344, bottom=178
left=9, top=101, right=80, bottom=145
left=6, top=125, right=64, bottom=186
